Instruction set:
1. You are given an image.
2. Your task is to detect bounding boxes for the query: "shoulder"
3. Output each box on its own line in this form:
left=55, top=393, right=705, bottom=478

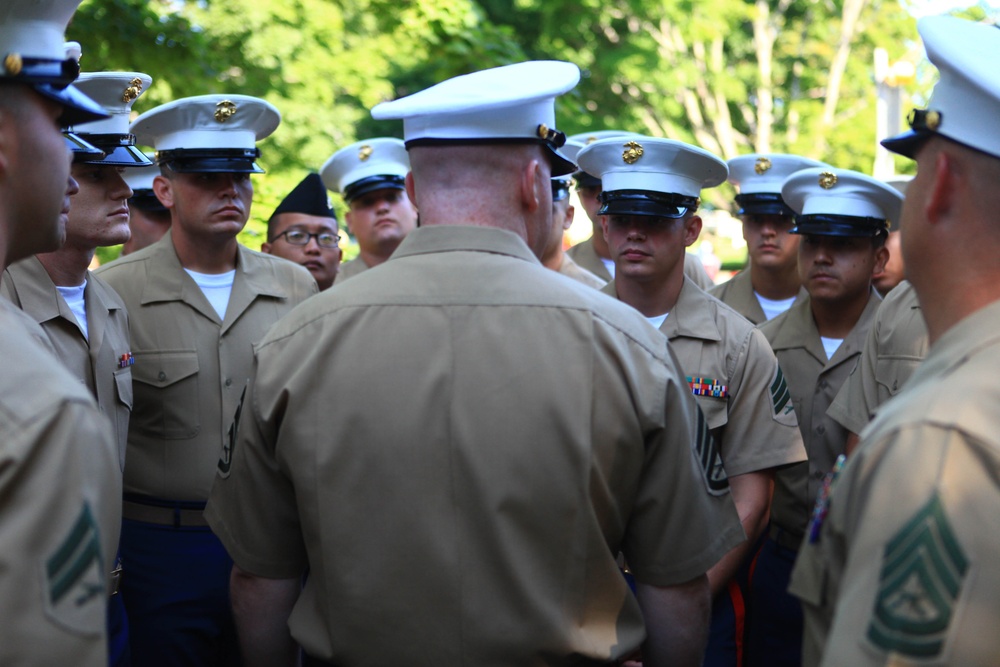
left=94, top=245, right=153, bottom=280
left=87, top=271, right=128, bottom=309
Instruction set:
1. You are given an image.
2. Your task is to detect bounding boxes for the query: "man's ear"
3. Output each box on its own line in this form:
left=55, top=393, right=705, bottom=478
left=0, top=108, right=13, bottom=177
left=872, top=243, right=890, bottom=277
left=260, top=241, right=272, bottom=254
left=925, top=150, right=957, bottom=228
left=152, top=174, right=174, bottom=210
left=520, top=159, right=543, bottom=213
left=600, top=215, right=610, bottom=243
left=405, top=172, right=417, bottom=209
left=563, top=203, right=575, bottom=231
left=683, top=215, right=703, bottom=248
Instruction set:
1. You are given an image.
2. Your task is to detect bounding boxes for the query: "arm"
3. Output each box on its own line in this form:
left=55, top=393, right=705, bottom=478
left=635, top=574, right=712, bottom=667
left=706, top=470, right=774, bottom=597
left=230, top=565, right=301, bottom=667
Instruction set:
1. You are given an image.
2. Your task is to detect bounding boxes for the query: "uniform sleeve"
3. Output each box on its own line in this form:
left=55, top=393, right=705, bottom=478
left=791, top=424, right=996, bottom=667
left=826, top=319, right=880, bottom=435
left=719, top=327, right=806, bottom=477
left=205, top=346, right=308, bottom=579
left=622, top=351, right=746, bottom=587
left=0, top=398, right=118, bottom=666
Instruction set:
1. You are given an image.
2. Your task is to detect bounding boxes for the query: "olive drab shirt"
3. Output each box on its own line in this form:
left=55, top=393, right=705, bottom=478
left=2, top=256, right=133, bottom=471
left=603, top=277, right=806, bottom=478
left=332, top=255, right=368, bottom=284
left=708, top=267, right=807, bottom=325
left=826, top=280, right=928, bottom=436
left=790, top=299, right=1000, bottom=667
left=759, top=291, right=881, bottom=539
left=0, top=300, right=120, bottom=666
left=567, top=235, right=715, bottom=289
left=94, top=230, right=317, bottom=501
left=206, top=226, right=744, bottom=666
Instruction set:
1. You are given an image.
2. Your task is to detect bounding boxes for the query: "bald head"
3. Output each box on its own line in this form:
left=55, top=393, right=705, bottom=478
left=406, top=144, right=554, bottom=257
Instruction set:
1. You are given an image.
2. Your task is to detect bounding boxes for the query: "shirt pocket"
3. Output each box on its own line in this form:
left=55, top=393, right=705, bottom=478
left=130, top=350, right=200, bottom=440
left=874, top=357, right=922, bottom=400
left=113, top=367, right=133, bottom=470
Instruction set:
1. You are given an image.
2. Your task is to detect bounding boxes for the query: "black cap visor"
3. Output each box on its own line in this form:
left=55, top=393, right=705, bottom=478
left=343, top=174, right=406, bottom=203
left=158, top=148, right=264, bottom=174
left=64, top=132, right=105, bottom=162
left=790, top=214, right=889, bottom=238
left=881, top=109, right=943, bottom=159
left=551, top=177, right=571, bottom=201
left=78, top=135, right=154, bottom=167
left=735, top=192, right=795, bottom=217
left=599, top=190, right=698, bottom=219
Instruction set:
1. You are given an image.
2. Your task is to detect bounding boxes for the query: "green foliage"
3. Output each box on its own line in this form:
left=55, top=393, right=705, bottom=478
left=70, top=0, right=954, bottom=252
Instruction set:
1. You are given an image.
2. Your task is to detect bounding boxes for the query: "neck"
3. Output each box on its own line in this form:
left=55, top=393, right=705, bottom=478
left=751, top=262, right=801, bottom=300
left=614, top=270, right=685, bottom=318
left=541, top=244, right=563, bottom=271
left=172, top=231, right=239, bottom=273
left=357, top=243, right=398, bottom=269
left=810, top=288, right=871, bottom=339
left=913, top=270, right=1000, bottom=345
left=35, top=246, right=95, bottom=286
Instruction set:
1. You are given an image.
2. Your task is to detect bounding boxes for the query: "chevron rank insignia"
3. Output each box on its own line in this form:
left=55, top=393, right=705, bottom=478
left=694, top=409, right=728, bottom=495
left=217, top=384, right=247, bottom=478
left=44, top=503, right=105, bottom=633
left=867, top=493, right=968, bottom=658
left=770, top=366, right=793, bottom=416
left=687, top=376, right=727, bottom=398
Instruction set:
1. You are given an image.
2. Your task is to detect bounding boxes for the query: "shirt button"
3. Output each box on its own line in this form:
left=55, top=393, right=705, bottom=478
left=817, top=424, right=826, bottom=434
left=225, top=378, right=232, bottom=387
left=158, top=371, right=166, bottom=381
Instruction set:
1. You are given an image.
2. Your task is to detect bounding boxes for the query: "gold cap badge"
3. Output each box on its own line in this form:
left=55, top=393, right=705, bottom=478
left=754, top=157, right=772, bottom=175
left=3, top=53, right=22, bottom=76
left=536, top=124, right=550, bottom=140
left=925, top=110, right=942, bottom=131
left=819, top=172, right=838, bottom=189
left=622, top=141, right=644, bottom=165
left=358, top=145, right=373, bottom=162
left=122, top=78, right=143, bottom=103
left=214, top=100, right=237, bottom=123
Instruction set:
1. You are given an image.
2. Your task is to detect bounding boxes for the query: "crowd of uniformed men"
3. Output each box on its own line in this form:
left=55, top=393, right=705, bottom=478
left=1, top=0, right=998, bottom=665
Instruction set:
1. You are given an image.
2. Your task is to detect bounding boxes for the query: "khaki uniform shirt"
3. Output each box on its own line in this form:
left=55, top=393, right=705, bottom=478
left=206, top=226, right=744, bottom=666
left=94, top=231, right=317, bottom=501
left=2, top=256, right=133, bottom=471
left=566, top=236, right=714, bottom=289
left=603, top=277, right=806, bottom=477
left=709, top=267, right=806, bottom=325
left=759, top=292, right=881, bottom=539
left=0, top=300, right=120, bottom=666
left=790, top=299, right=1000, bottom=667
left=826, top=280, right=928, bottom=435
left=556, top=252, right=606, bottom=289
left=332, top=255, right=368, bottom=284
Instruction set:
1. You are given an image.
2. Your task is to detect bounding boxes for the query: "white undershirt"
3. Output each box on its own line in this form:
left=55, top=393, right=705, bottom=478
left=600, top=256, right=616, bottom=279
left=184, top=268, right=236, bottom=320
left=645, top=313, right=669, bottom=329
left=56, top=282, right=88, bottom=340
left=755, top=292, right=797, bottom=321
left=820, top=336, right=843, bottom=361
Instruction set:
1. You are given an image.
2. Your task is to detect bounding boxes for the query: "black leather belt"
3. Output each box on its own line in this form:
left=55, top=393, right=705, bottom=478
left=122, top=495, right=209, bottom=528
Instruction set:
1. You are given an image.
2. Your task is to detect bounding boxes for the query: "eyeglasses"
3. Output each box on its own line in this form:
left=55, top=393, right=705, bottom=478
left=274, top=229, right=341, bottom=248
